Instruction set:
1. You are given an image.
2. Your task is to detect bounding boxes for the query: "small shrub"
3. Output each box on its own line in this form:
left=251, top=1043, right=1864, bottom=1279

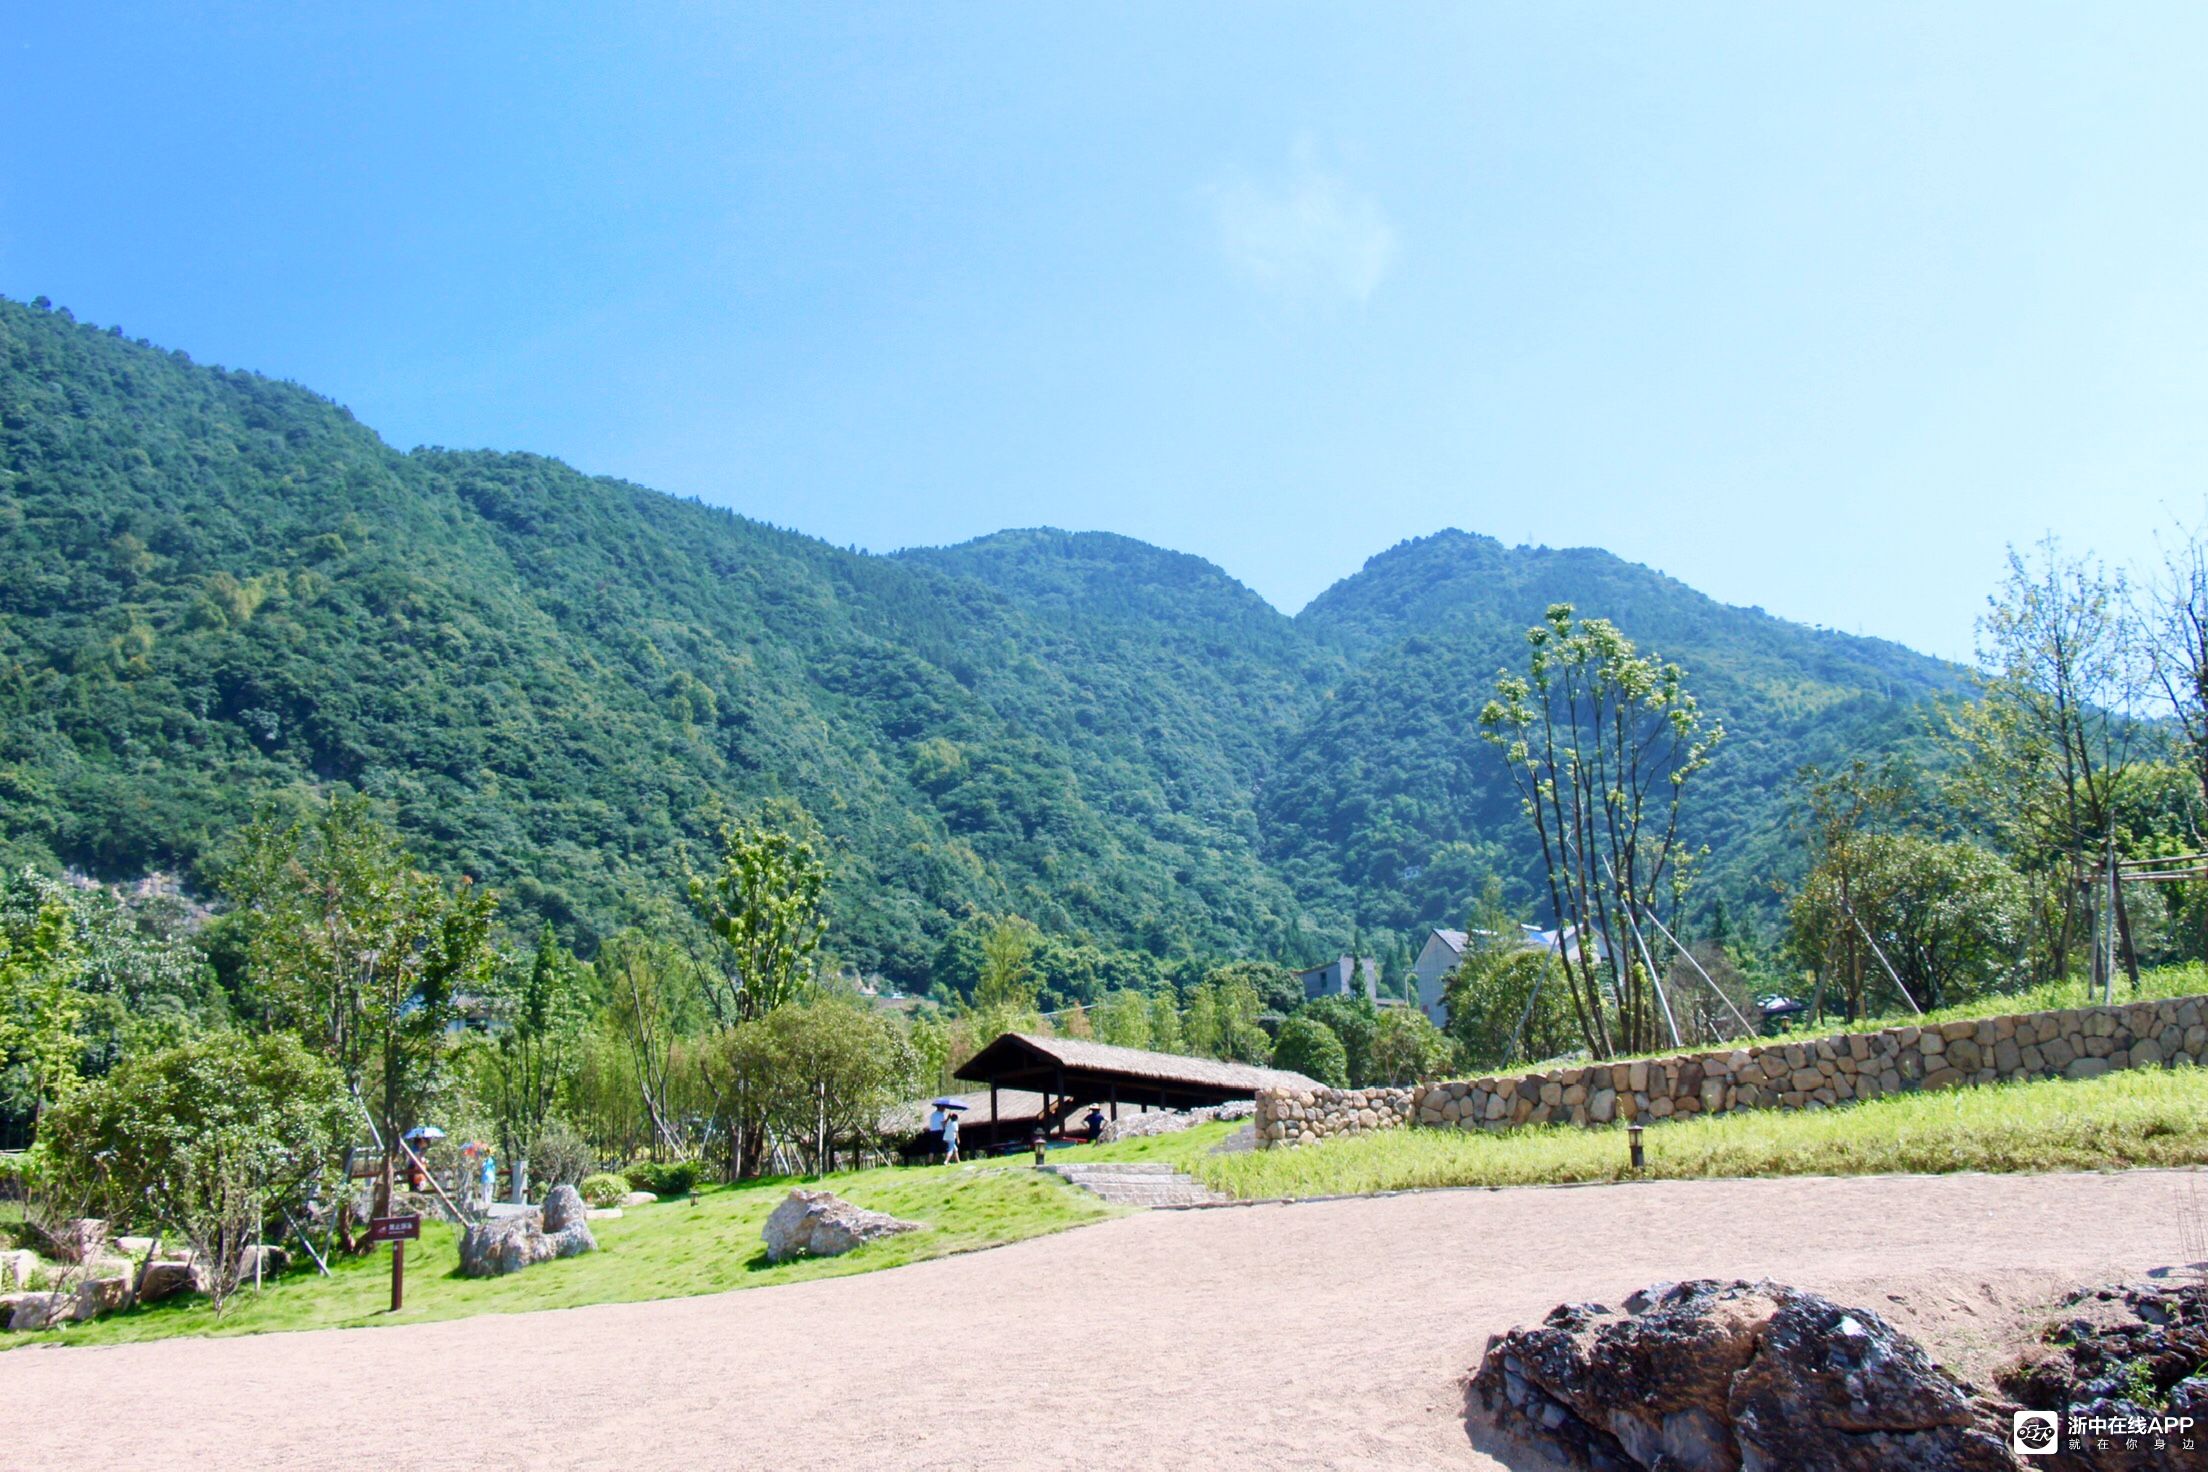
left=623, top=1160, right=700, bottom=1197
left=579, top=1172, right=629, bottom=1208
left=528, top=1122, right=595, bottom=1189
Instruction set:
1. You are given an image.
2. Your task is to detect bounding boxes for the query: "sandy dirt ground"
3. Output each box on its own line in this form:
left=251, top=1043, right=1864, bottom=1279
left=1, top=1169, right=2198, bottom=1471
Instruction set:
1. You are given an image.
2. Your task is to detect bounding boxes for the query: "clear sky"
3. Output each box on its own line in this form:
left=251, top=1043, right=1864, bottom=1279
left=5, top=4, right=2203, bottom=662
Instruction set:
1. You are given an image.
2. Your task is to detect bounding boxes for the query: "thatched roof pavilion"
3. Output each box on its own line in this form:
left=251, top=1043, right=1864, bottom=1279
left=927, top=1033, right=1316, bottom=1154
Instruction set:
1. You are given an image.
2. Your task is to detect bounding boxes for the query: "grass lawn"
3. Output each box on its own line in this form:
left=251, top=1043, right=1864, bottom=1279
left=12, top=1156, right=1118, bottom=1349
left=1575, top=964, right=2208, bottom=1071
left=1186, top=1064, right=2208, bottom=1200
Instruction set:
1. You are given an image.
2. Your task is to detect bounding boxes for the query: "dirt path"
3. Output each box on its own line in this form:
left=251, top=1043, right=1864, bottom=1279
left=3, top=1169, right=2197, bottom=1471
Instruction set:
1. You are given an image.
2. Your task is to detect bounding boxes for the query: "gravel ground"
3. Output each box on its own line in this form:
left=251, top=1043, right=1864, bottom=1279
left=2, top=1168, right=2197, bottom=1471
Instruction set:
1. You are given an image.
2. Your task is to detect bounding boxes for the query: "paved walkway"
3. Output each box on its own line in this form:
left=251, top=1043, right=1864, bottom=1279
left=3, top=1169, right=2198, bottom=1471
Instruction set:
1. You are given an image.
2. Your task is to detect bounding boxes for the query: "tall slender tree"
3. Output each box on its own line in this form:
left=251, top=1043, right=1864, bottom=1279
left=687, top=804, right=830, bottom=1177
left=1480, top=605, right=1721, bottom=1058
left=687, top=805, right=830, bottom=1026
left=486, top=923, right=591, bottom=1202
left=1945, top=540, right=2147, bottom=984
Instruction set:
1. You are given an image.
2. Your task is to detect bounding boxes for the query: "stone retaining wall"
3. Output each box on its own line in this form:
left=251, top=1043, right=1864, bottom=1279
left=1253, top=1086, right=1415, bottom=1147
left=1255, top=993, right=2208, bottom=1149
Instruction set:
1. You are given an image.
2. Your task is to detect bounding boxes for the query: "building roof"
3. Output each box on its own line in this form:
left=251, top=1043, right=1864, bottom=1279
left=882, top=1088, right=1055, bottom=1136
left=954, top=1032, right=1319, bottom=1094
left=1426, top=929, right=1468, bottom=954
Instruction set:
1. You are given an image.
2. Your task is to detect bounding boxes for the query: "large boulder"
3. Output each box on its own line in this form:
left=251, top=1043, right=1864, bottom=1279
left=459, top=1213, right=556, bottom=1277
left=6, top=1291, right=74, bottom=1332
left=457, top=1188, right=597, bottom=1278
left=236, top=1244, right=291, bottom=1281
left=136, top=1259, right=206, bottom=1304
left=59, top=1218, right=109, bottom=1263
left=761, top=1189, right=921, bottom=1264
left=1472, top=1279, right=2012, bottom=1471
left=0, top=1250, right=38, bottom=1290
left=72, top=1274, right=134, bottom=1321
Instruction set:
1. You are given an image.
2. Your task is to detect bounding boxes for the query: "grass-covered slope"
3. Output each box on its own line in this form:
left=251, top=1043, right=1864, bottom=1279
left=13, top=1158, right=1112, bottom=1348
left=1191, top=1066, right=2208, bottom=1199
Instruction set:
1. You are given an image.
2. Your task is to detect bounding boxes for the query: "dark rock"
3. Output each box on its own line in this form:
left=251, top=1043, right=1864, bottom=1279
left=1471, top=1278, right=2013, bottom=1471
left=1997, top=1280, right=2208, bottom=1471
left=136, top=1259, right=205, bottom=1304
left=541, top=1184, right=586, bottom=1233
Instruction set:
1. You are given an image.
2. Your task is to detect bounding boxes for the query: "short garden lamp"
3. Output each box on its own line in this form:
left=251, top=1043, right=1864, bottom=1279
left=1030, top=1127, right=1047, bottom=1167
left=1627, top=1122, right=1646, bottom=1174
left=688, top=1185, right=701, bottom=1207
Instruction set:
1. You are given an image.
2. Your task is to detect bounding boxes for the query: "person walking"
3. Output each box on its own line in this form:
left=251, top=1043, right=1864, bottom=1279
left=940, top=1108, right=961, bottom=1164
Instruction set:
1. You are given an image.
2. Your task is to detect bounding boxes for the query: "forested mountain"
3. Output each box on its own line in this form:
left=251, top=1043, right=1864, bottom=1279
left=0, top=296, right=1965, bottom=988
left=1264, top=533, right=1967, bottom=935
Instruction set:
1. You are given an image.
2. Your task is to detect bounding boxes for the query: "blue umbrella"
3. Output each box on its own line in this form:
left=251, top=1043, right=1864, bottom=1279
left=930, top=1098, right=970, bottom=1110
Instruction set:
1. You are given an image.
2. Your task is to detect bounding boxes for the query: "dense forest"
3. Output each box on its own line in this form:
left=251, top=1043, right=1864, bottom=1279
left=0, top=294, right=1960, bottom=993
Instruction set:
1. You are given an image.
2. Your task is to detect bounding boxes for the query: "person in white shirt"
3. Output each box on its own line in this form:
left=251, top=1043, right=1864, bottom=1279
left=940, top=1110, right=961, bottom=1163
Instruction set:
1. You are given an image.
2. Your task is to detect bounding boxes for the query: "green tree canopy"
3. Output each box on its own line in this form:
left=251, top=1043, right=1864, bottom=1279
left=1271, top=1015, right=1348, bottom=1088
left=1369, top=1007, right=1455, bottom=1085
left=43, top=1032, right=350, bottom=1314
left=221, top=793, right=498, bottom=1183
left=689, top=805, right=830, bottom=1025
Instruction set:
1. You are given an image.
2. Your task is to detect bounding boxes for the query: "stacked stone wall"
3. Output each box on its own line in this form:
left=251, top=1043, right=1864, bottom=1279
left=1254, top=1086, right=1414, bottom=1147
left=1254, top=994, right=2208, bottom=1149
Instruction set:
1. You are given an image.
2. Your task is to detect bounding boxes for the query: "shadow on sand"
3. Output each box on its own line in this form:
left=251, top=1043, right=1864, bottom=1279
left=1460, top=1377, right=1579, bottom=1472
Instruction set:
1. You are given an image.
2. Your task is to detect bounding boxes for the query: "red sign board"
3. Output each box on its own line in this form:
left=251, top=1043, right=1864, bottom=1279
left=368, top=1214, right=421, bottom=1243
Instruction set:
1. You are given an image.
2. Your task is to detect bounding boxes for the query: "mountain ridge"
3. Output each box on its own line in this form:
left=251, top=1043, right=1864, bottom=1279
left=0, top=295, right=1958, bottom=987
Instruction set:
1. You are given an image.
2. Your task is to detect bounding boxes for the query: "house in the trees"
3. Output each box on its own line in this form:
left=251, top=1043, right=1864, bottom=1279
left=1411, top=928, right=1470, bottom=1024
left=1295, top=955, right=1380, bottom=1004
left=1411, top=923, right=1605, bottom=1027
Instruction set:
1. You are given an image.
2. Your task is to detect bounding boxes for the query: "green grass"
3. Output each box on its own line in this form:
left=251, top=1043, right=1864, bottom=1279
left=12, top=1157, right=1118, bottom=1349
left=1558, top=964, right=2208, bottom=1071
left=1840, top=964, right=2208, bottom=1039
left=1191, top=1064, right=2208, bottom=1200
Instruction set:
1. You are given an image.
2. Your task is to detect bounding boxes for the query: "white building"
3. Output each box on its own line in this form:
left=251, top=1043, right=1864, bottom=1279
left=1410, top=929, right=1469, bottom=1024
left=1411, top=923, right=1604, bottom=1027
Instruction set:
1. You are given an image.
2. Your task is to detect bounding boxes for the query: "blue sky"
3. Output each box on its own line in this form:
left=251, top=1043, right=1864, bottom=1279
left=5, top=4, right=2203, bottom=662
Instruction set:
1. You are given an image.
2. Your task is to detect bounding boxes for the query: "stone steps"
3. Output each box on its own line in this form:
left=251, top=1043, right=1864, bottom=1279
left=1047, top=1162, right=1228, bottom=1209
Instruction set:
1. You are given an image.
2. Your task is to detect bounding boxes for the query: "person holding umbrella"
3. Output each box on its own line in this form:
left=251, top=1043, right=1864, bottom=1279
left=401, top=1124, right=445, bottom=1194
left=940, top=1104, right=962, bottom=1164
left=927, top=1097, right=968, bottom=1163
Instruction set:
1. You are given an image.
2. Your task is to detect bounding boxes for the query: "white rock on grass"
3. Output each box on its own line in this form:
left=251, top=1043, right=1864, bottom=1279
left=458, top=1184, right=598, bottom=1278
left=6, top=1291, right=74, bottom=1331
left=761, top=1189, right=921, bottom=1264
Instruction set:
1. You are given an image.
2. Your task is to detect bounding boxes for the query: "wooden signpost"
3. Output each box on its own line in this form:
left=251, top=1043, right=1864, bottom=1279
left=368, top=1214, right=421, bottom=1311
